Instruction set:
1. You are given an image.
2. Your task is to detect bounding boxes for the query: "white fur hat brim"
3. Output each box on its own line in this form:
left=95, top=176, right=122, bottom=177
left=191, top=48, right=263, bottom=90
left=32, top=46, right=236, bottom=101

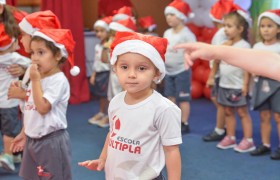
left=111, top=39, right=165, bottom=83
left=258, top=12, right=280, bottom=26
left=94, top=20, right=110, bottom=31
left=109, top=22, right=134, bottom=32
left=19, top=18, right=38, bottom=35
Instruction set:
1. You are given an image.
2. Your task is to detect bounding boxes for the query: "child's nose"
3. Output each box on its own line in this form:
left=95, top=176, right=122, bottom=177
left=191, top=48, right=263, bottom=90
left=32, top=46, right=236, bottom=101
left=128, top=69, right=136, bottom=78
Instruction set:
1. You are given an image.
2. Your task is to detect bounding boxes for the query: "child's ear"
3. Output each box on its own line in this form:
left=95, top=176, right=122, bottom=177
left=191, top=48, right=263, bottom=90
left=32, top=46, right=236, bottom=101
left=55, top=52, right=63, bottom=62
left=153, top=70, right=161, bottom=83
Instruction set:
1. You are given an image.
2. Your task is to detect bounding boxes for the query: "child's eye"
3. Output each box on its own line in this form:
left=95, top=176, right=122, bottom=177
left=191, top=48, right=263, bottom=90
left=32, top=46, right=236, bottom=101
left=38, top=50, right=44, bottom=55
left=138, top=66, right=147, bottom=71
left=120, top=65, right=128, bottom=70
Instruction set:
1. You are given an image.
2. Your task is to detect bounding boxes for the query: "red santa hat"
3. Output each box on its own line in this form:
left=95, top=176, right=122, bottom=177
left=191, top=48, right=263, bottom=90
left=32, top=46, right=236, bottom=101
left=258, top=9, right=280, bottom=26
left=0, top=0, right=6, bottom=4
left=33, top=29, right=80, bottom=76
left=94, top=16, right=113, bottom=31
left=210, top=0, right=234, bottom=23
left=0, top=24, right=15, bottom=51
left=164, top=0, right=194, bottom=23
left=225, top=4, right=252, bottom=27
left=138, top=16, right=157, bottom=32
left=112, top=6, right=133, bottom=21
left=109, top=18, right=137, bottom=32
left=110, top=32, right=167, bottom=83
left=19, top=10, right=61, bottom=35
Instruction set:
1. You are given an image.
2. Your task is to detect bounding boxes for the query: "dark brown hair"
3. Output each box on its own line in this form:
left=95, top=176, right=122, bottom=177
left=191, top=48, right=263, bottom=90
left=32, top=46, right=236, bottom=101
left=31, top=36, right=67, bottom=65
left=0, top=5, right=21, bottom=38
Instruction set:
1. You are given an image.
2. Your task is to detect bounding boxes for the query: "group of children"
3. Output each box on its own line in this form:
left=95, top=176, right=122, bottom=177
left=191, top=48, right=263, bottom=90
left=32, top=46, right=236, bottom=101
left=1, top=0, right=280, bottom=179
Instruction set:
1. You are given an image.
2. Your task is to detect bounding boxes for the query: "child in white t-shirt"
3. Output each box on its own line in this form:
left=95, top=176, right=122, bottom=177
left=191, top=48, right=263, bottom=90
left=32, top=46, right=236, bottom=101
left=79, top=32, right=182, bottom=180
left=15, top=29, right=77, bottom=180
left=0, top=24, right=30, bottom=172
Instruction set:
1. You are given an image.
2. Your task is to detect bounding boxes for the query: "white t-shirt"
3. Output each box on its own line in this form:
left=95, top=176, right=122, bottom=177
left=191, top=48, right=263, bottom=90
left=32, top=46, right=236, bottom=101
left=164, top=26, right=196, bottom=75
left=23, top=72, right=69, bottom=138
left=92, top=44, right=110, bottom=73
left=105, top=90, right=182, bottom=180
left=253, top=42, right=280, bottom=54
left=219, top=39, right=251, bottom=89
left=210, top=28, right=227, bottom=70
left=0, top=52, right=30, bottom=108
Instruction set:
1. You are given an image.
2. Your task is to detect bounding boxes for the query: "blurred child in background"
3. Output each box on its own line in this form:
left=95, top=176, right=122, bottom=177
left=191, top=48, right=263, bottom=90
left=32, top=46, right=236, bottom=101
left=138, top=16, right=158, bottom=36
left=164, top=0, right=196, bottom=134
left=88, top=16, right=112, bottom=127
left=214, top=7, right=255, bottom=153
left=250, top=9, right=280, bottom=160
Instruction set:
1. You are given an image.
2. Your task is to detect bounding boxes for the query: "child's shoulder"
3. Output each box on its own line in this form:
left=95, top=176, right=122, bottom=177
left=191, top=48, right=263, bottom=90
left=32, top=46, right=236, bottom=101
left=234, top=39, right=251, bottom=48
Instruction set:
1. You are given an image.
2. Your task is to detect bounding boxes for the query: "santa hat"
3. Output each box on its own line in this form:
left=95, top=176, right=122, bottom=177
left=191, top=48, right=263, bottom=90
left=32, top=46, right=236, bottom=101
left=94, top=16, right=113, bottom=31
left=258, top=9, right=280, bottom=26
left=112, top=6, right=133, bottom=21
left=109, top=18, right=137, bottom=32
left=0, top=24, right=15, bottom=51
left=19, top=10, right=61, bottom=35
left=33, top=29, right=80, bottom=76
left=138, top=16, right=157, bottom=32
left=210, top=0, right=234, bottom=23
left=225, top=4, right=252, bottom=27
left=110, top=32, right=167, bottom=83
left=0, top=0, right=6, bottom=4
left=164, top=0, right=194, bottom=22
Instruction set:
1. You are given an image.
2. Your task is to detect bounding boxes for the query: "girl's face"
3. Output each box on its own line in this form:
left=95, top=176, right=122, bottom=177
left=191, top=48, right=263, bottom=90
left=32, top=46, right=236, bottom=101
left=114, top=52, right=160, bottom=96
left=94, top=26, right=109, bottom=42
left=30, top=40, right=61, bottom=77
left=165, top=14, right=182, bottom=28
left=20, top=31, right=32, bottom=53
left=224, top=16, right=243, bottom=41
left=259, top=17, right=280, bottom=44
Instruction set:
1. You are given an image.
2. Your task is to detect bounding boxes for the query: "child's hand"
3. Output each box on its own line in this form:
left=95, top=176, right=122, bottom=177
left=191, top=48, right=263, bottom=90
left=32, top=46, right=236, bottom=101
left=242, top=85, right=248, bottom=96
left=78, top=159, right=105, bottom=171
left=8, top=81, right=26, bottom=100
left=89, top=75, right=95, bottom=85
left=8, top=64, right=26, bottom=77
left=206, top=77, right=214, bottom=88
left=30, top=64, right=41, bottom=81
left=10, top=133, right=26, bottom=153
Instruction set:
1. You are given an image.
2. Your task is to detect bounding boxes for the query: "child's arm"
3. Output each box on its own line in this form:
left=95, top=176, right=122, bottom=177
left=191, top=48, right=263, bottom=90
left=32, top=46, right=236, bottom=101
left=175, top=42, right=280, bottom=81
left=164, top=145, right=181, bottom=180
left=89, top=72, right=96, bottom=85
left=30, top=64, right=51, bottom=115
left=78, top=132, right=110, bottom=171
left=8, top=64, right=26, bottom=77
left=206, top=60, right=219, bottom=87
left=10, top=126, right=26, bottom=153
left=242, top=71, right=250, bottom=96
left=101, top=48, right=110, bottom=63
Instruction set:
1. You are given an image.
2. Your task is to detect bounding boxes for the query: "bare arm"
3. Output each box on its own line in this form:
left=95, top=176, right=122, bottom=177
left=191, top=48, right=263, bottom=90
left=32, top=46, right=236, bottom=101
left=30, top=64, right=51, bottom=115
left=164, top=145, right=181, bottom=180
left=175, top=42, right=280, bottom=81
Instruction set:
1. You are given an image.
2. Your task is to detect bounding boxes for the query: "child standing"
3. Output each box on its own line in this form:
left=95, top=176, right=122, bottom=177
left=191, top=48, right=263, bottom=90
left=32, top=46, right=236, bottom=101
left=79, top=32, right=182, bottom=180
left=88, top=16, right=112, bottom=127
left=17, top=29, right=77, bottom=179
left=163, top=0, right=196, bottom=134
left=215, top=8, right=255, bottom=153
left=202, top=0, right=233, bottom=142
left=250, top=9, right=280, bottom=160
left=0, top=24, right=30, bottom=172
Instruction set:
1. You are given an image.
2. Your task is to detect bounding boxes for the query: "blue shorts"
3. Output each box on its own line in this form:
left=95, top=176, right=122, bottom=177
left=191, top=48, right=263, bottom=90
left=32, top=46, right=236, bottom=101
left=255, top=88, right=280, bottom=113
left=91, top=71, right=110, bottom=98
left=0, top=107, right=21, bottom=137
left=164, top=70, right=191, bottom=102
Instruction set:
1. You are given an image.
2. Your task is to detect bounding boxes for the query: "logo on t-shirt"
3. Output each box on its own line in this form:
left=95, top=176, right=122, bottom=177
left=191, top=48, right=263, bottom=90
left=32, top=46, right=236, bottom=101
left=109, top=115, right=141, bottom=154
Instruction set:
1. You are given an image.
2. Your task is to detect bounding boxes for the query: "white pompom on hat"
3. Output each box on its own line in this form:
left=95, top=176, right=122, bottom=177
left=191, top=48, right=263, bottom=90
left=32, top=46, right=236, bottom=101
left=110, top=32, right=167, bottom=83
left=209, top=0, right=234, bottom=23
left=164, top=0, right=194, bottom=23
left=109, top=18, right=137, bottom=32
left=0, top=0, right=6, bottom=4
left=19, top=10, right=61, bottom=35
left=33, top=29, right=80, bottom=76
left=138, top=16, right=157, bottom=32
left=258, top=9, right=280, bottom=26
left=112, top=6, right=133, bottom=21
left=0, top=24, right=15, bottom=51
left=94, top=16, right=113, bottom=32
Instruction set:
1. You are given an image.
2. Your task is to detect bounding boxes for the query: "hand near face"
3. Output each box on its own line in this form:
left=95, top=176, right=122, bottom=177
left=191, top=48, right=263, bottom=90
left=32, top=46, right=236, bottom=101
left=30, top=64, right=41, bottom=81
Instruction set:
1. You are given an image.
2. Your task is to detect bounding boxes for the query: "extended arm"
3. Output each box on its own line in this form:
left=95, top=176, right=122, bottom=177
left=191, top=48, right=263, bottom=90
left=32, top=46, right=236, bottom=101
left=164, top=145, right=181, bottom=180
